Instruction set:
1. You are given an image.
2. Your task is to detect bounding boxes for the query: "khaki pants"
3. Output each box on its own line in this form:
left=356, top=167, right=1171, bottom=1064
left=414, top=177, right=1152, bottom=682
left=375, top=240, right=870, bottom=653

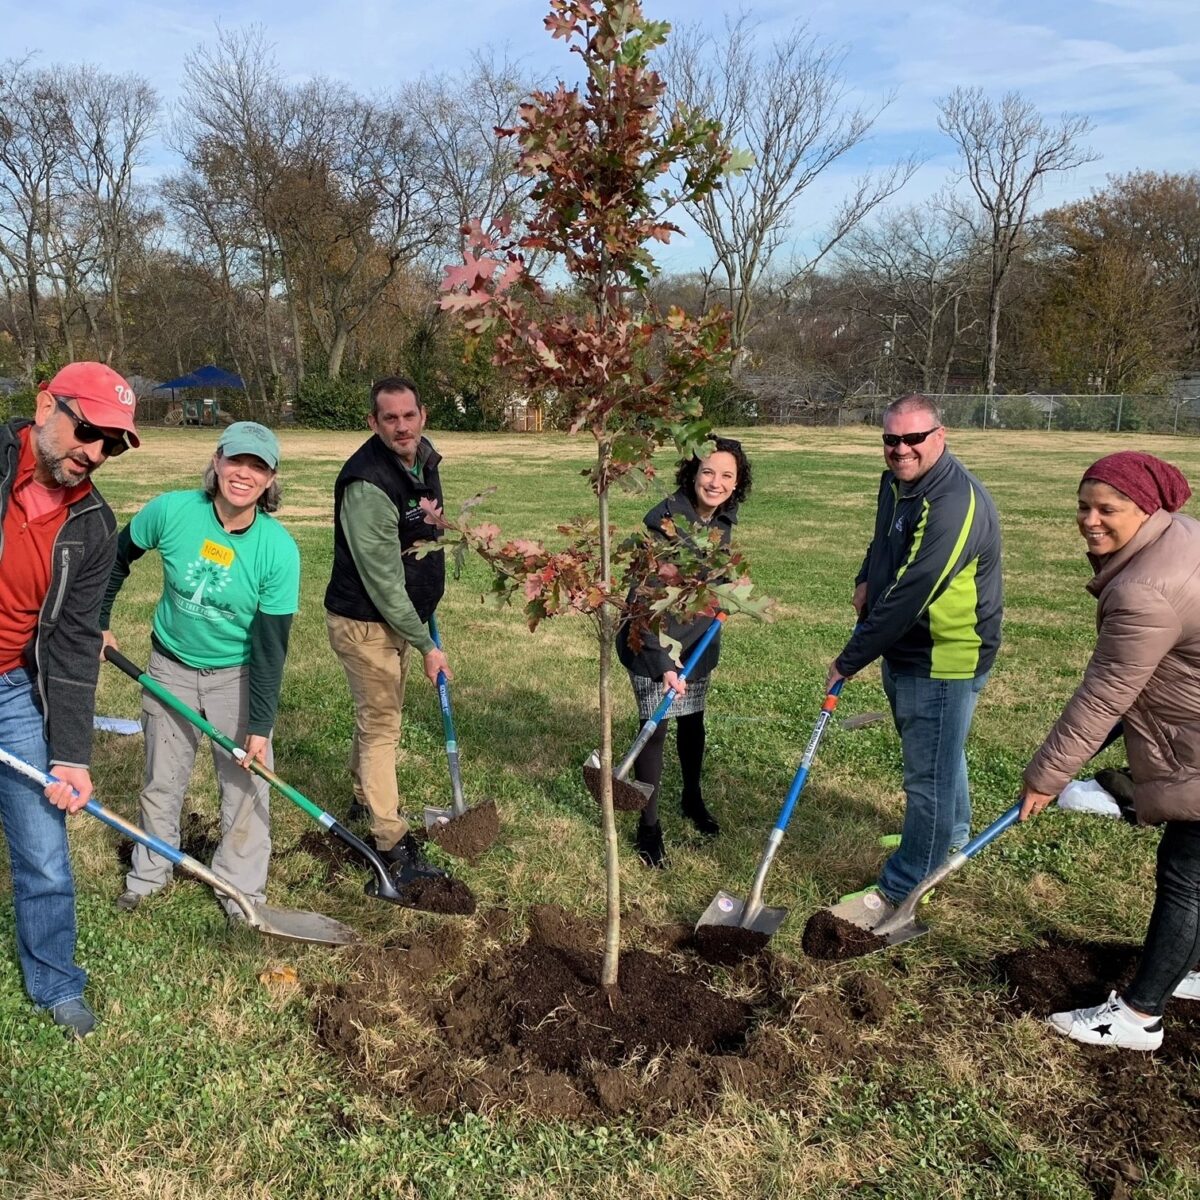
left=325, top=612, right=412, bottom=851
left=126, top=650, right=272, bottom=917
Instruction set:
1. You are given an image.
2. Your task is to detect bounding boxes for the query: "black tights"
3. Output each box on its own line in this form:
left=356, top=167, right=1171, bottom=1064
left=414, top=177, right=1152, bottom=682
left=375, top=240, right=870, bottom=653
left=1124, top=819, right=1200, bottom=1016
left=632, top=710, right=705, bottom=825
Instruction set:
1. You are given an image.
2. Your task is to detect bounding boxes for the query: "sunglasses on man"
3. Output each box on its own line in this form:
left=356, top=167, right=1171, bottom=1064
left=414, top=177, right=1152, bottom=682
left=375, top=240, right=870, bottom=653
left=54, top=396, right=130, bottom=457
left=882, top=427, right=941, bottom=448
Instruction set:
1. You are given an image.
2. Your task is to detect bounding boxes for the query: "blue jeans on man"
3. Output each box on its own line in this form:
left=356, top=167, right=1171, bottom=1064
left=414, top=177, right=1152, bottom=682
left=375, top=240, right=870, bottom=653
left=0, top=668, right=87, bottom=1009
left=877, top=663, right=989, bottom=904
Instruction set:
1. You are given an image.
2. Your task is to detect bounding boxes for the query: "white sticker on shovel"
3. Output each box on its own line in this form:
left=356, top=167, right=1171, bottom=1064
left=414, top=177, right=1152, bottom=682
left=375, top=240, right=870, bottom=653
left=717, top=897, right=734, bottom=913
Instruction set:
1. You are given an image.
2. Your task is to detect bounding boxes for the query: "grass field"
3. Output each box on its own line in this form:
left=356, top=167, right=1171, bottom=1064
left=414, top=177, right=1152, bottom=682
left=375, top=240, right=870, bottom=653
left=2, top=424, right=1199, bottom=1200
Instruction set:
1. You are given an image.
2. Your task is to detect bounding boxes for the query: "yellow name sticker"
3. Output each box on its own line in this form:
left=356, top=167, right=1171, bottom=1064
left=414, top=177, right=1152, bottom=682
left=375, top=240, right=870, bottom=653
left=200, top=539, right=235, bottom=569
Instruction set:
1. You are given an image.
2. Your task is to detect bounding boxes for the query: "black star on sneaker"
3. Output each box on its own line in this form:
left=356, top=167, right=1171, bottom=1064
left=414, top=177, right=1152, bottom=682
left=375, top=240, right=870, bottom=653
left=1092, top=1023, right=1112, bottom=1038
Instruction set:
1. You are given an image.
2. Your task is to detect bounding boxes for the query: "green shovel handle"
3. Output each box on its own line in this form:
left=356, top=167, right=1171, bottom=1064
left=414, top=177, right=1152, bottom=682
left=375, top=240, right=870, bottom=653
left=102, top=646, right=326, bottom=825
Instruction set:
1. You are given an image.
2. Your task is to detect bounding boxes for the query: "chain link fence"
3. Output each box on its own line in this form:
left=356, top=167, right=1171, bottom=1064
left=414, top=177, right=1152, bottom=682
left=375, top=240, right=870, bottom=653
left=828, top=393, right=1200, bottom=435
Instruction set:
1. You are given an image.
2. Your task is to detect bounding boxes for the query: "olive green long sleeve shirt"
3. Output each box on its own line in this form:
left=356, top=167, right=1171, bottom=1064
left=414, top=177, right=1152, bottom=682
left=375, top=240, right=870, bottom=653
left=339, top=479, right=436, bottom=654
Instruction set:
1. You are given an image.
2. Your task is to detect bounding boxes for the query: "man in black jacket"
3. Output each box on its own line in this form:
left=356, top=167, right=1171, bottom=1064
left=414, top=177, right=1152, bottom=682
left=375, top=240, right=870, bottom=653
left=324, top=377, right=453, bottom=887
left=828, top=393, right=1002, bottom=914
left=0, top=361, right=139, bottom=1037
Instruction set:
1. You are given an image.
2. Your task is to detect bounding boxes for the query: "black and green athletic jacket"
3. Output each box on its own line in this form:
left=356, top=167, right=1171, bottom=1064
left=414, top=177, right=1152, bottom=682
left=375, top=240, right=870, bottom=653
left=836, top=451, right=1002, bottom=681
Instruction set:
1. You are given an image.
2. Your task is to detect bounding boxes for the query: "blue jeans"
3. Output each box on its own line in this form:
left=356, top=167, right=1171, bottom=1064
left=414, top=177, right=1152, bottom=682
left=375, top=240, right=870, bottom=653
left=0, top=668, right=87, bottom=1009
left=877, top=664, right=989, bottom=904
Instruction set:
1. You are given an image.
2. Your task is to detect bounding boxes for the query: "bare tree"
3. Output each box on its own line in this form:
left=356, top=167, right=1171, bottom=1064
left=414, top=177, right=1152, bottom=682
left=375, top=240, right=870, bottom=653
left=662, top=15, right=917, bottom=360
left=836, top=195, right=983, bottom=393
left=0, top=57, right=73, bottom=375
left=409, top=52, right=535, bottom=246
left=938, top=87, right=1097, bottom=393
left=65, top=66, right=159, bottom=365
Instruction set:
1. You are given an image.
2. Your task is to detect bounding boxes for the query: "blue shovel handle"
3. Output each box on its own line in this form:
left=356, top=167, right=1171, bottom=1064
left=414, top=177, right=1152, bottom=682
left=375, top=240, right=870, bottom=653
left=0, top=745, right=195, bottom=870
left=958, top=802, right=1022, bottom=860
left=428, top=613, right=467, bottom=814
left=615, top=612, right=727, bottom=780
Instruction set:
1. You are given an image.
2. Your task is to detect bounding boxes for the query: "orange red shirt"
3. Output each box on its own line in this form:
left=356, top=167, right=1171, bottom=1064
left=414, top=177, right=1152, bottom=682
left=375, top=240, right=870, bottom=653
left=0, top=427, right=92, bottom=673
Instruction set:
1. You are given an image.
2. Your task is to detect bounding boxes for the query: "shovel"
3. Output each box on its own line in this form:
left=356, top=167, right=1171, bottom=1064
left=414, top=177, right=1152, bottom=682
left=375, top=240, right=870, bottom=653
left=422, top=613, right=493, bottom=835
left=696, top=678, right=845, bottom=937
left=584, top=612, right=727, bottom=810
left=0, top=745, right=358, bottom=946
left=823, top=803, right=1021, bottom=949
left=103, top=647, right=413, bottom=907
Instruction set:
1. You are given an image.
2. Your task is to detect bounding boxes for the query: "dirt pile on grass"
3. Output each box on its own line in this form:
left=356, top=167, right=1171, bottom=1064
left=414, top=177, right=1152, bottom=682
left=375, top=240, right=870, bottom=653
left=801, top=909, right=887, bottom=960
left=312, top=903, right=894, bottom=1124
left=692, top=924, right=769, bottom=965
left=427, top=799, right=499, bottom=859
left=997, top=934, right=1200, bottom=1193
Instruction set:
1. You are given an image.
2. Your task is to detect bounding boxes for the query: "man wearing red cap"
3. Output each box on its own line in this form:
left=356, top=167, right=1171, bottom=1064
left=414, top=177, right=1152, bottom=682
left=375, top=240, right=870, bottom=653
left=0, top=361, right=138, bottom=1038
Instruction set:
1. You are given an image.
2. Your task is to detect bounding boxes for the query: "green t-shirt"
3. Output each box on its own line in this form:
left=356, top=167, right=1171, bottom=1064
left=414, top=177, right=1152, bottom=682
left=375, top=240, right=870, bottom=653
left=130, top=490, right=301, bottom=669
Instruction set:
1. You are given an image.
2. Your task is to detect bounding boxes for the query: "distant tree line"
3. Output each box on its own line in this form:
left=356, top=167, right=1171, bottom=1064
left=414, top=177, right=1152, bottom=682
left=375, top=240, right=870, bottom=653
left=1, top=22, right=1196, bottom=429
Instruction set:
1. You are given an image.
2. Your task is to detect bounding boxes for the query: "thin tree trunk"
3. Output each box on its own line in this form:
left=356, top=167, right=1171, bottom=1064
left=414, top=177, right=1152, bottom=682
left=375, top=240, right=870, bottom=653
left=597, top=454, right=620, bottom=993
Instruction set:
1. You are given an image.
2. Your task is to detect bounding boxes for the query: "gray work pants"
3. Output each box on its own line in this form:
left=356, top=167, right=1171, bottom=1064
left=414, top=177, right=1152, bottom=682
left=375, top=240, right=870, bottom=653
left=125, top=650, right=272, bottom=916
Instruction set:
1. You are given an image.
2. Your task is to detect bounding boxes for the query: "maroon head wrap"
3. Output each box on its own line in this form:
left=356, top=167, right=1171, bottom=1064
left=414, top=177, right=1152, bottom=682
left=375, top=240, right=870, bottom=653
left=1081, top=451, right=1192, bottom=516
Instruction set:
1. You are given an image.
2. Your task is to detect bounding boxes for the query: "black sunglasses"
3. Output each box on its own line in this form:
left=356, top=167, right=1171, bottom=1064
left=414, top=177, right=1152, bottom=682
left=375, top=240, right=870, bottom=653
left=882, top=427, right=941, bottom=448
left=53, top=396, right=130, bottom=457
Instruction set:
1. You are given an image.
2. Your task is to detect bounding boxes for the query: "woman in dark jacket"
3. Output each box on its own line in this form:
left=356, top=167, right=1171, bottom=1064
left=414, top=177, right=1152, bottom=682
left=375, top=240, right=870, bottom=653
left=616, top=437, right=752, bottom=868
left=1019, top=451, right=1200, bottom=1050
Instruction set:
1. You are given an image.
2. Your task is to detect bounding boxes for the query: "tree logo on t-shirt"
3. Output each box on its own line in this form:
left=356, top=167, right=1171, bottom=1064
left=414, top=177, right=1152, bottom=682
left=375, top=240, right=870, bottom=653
left=184, top=557, right=231, bottom=609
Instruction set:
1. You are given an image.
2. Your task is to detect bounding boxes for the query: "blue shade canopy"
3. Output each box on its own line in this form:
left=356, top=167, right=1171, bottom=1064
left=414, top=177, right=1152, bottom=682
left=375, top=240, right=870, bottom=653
left=155, top=365, right=245, bottom=390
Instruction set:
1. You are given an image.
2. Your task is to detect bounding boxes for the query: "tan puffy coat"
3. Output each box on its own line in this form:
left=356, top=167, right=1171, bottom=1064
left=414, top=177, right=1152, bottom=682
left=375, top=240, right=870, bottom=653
left=1024, top=509, right=1200, bottom=824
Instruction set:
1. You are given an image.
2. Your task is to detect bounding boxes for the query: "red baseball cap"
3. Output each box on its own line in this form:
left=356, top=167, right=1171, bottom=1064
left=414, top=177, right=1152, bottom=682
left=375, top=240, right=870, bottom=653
left=41, top=361, right=140, bottom=448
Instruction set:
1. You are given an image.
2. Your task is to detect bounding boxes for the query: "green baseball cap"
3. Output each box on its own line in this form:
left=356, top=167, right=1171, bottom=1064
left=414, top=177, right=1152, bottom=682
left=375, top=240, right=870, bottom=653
left=217, top=421, right=280, bottom=470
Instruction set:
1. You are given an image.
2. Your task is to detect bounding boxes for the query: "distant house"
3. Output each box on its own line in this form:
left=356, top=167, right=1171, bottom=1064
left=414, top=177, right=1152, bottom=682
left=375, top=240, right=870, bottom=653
left=503, top=395, right=545, bottom=432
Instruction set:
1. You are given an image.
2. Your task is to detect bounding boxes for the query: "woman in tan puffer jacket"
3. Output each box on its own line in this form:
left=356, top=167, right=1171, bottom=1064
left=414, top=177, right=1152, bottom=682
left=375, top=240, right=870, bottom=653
left=1019, top=450, right=1200, bottom=1051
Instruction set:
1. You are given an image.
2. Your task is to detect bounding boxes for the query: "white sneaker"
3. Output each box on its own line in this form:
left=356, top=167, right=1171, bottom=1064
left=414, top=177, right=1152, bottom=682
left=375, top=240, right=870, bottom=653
left=1047, top=990, right=1162, bottom=1051
left=1174, top=971, right=1200, bottom=1001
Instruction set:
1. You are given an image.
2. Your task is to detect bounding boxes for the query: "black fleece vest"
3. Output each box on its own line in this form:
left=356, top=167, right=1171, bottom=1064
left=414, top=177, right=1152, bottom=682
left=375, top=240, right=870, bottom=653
left=324, top=434, right=445, bottom=624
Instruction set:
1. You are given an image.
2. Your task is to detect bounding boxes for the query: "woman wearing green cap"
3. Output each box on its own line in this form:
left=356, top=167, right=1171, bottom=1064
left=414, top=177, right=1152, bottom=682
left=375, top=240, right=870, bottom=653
left=100, top=422, right=300, bottom=921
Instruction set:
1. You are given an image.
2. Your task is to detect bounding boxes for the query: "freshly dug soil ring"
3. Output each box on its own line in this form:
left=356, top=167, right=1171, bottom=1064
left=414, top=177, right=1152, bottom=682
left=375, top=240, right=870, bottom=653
left=841, top=973, right=894, bottom=1023
left=428, top=800, right=499, bottom=859
left=582, top=761, right=647, bottom=812
left=801, top=909, right=886, bottom=961
left=693, top=924, right=770, bottom=966
left=398, top=876, right=477, bottom=915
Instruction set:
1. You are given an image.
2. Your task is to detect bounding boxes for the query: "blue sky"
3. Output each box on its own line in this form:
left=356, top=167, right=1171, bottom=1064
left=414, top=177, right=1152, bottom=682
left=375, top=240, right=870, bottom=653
left=8, top=0, right=1198, bottom=274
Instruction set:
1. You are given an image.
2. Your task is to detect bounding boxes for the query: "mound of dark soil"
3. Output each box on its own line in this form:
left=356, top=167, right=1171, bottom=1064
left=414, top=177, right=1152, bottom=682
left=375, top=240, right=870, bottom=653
left=582, top=761, right=647, bottom=811
left=996, top=933, right=1200, bottom=1189
left=801, top=909, right=886, bottom=960
left=398, top=876, right=477, bottom=915
left=427, top=800, right=499, bottom=860
left=693, top=925, right=769, bottom=966
left=312, top=904, right=895, bottom=1124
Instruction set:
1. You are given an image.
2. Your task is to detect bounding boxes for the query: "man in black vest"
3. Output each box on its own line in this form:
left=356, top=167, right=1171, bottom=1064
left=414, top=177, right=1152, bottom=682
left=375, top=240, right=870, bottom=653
left=324, top=377, right=452, bottom=886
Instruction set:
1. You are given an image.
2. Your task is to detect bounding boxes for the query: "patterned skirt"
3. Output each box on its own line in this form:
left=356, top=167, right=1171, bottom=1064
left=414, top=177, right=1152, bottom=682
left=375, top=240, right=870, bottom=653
left=630, top=671, right=711, bottom=721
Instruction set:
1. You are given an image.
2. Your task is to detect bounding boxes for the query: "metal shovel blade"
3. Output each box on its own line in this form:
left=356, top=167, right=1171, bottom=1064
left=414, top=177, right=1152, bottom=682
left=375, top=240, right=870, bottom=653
left=823, top=890, right=931, bottom=951
left=245, top=902, right=360, bottom=947
left=696, top=889, right=787, bottom=936
left=582, top=750, right=652, bottom=811
left=825, top=889, right=897, bottom=933
left=840, top=711, right=886, bottom=731
left=424, top=804, right=456, bottom=830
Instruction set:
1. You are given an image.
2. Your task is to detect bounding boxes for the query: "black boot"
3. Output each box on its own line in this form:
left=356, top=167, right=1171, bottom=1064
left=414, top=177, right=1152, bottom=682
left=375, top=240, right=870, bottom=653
left=634, top=818, right=669, bottom=869
left=681, top=791, right=720, bottom=837
left=347, top=799, right=369, bottom=824
left=380, top=834, right=448, bottom=888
